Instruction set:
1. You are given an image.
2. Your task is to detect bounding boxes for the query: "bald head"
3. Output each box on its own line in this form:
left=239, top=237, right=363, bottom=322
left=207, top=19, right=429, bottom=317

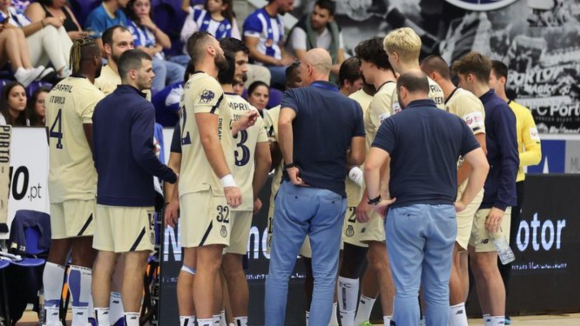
left=397, top=70, right=430, bottom=95
left=304, top=48, right=332, bottom=75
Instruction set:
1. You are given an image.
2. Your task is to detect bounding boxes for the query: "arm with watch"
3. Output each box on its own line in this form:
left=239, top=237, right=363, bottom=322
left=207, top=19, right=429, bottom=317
left=278, top=107, right=308, bottom=186
left=364, top=147, right=396, bottom=214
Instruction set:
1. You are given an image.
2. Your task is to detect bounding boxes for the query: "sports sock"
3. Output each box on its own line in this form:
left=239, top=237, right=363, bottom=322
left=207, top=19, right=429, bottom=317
left=197, top=318, right=213, bottom=326
left=449, top=303, right=468, bottom=326
left=328, top=302, right=339, bottom=325
left=337, top=276, right=359, bottom=326
left=305, top=311, right=310, bottom=326
left=94, top=307, right=110, bottom=326
left=483, top=314, right=492, bottom=326
left=354, top=295, right=376, bottom=324
left=180, top=316, right=196, bottom=326
left=109, top=292, right=124, bottom=325
left=220, top=310, right=227, bottom=326
left=490, top=316, right=506, bottom=326
left=234, top=316, right=248, bottom=326
left=124, top=312, right=139, bottom=326
left=43, top=262, right=66, bottom=326
left=69, top=265, right=92, bottom=326
left=384, top=315, right=392, bottom=326
left=213, top=314, right=221, bottom=325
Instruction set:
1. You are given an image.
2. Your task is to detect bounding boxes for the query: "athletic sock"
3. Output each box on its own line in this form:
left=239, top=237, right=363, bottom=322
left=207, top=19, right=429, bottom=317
left=198, top=318, right=213, bottom=326
left=69, top=265, right=92, bottom=326
left=337, top=276, right=359, bottom=326
left=109, top=292, right=124, bottom=325
left=305, top=311, right=309, bottom=326
left=490, top=316, right=506, bottom=326
left=43, top=262, right=65, bottom=326
left=234, top=316, right=248, bottom=326
left=124, top=312, right=139, bottom=326
left=483, top=314, right=492, bottom=326
left=220, top=310, right=227, bottom=326
left=94, top=308, right=110, bottom=326
left=354, top=295, right=376, bottom=324
left=449, top=303, right=468, bottom=326
left=213, top=314, right=221, bottom=325
left=180, top=316, right=196, bottom=326
left=383, top=315, right=392, bottom=326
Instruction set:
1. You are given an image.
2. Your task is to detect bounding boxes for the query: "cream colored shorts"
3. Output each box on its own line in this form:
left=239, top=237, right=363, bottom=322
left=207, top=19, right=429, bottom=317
left=180, top=191, right=232, bottom=248
left=469, top=207, right=512, bottom=253
left=50, top=200, right=95, bottom=239
left=226, top=210, right=253, bottom=255
left=93, top=205, right=155, bottom=253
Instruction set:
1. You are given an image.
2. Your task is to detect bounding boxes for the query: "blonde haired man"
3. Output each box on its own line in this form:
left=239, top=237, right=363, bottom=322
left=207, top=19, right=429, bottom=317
left=383, top=27, right=444, bottom=113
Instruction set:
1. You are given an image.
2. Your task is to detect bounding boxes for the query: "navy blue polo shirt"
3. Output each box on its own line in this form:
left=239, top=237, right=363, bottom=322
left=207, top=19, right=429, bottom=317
left=372, top=99, right=480, bottom=208
left=479, top=90, right=518, bottom=210
left=281, top=81, right=365, bottom=197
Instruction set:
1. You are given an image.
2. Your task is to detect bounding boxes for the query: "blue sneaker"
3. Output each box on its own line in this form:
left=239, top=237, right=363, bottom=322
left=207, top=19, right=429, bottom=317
left=505, top=316, right=512, bottom=325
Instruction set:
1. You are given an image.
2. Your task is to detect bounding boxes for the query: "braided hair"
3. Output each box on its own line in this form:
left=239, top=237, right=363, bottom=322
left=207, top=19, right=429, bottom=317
left=69, top=37, right=100, bottom=74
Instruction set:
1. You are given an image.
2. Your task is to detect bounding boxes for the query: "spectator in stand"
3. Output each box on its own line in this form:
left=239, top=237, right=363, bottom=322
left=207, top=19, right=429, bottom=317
left=287, top=0, right=345, bottom=78
left=0, top=25, right=47, bottom=86
left=85, top=0, right=129, bottom=51
left=243, top=0, right=295, bottom=89
left=27, top=86, right=49, bottom=126
left=25, top=0, right=88, bottom=41
left=246, top=81, right=269, bottom=117
left=152, top=60, right=196, bottom=127
left=180, top=0, right=240, bottom=43
left=0, top=81, right=28, bottom=126
left=11, top=0, right=29, bottom=12
left=233, top=77, right=245, bottom=95
left=0, top=0, right=74, bottom=78
left=126, top=0, right=185, bottom=92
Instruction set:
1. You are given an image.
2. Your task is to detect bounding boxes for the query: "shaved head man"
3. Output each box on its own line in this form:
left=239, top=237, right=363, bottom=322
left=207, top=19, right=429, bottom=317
left=265, top=48, right=366, bottom=325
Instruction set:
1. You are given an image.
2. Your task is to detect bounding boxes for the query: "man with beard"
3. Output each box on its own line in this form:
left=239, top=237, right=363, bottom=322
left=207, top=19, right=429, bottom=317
left=95, top=25, right=134, bottom=95
left=43, top=36, right=104, bottom=326
left=265, top=48, right=365, bottom=325
left=91, top=49, right=177, bottom=326
left=243, top=0, right=296, bottom=89
left=164, top=31, right=254, bottom=326
left=287, top=0, right=345, bottom=77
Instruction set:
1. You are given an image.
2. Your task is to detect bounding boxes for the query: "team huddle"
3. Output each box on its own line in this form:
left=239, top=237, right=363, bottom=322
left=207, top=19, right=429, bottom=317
left=43, top=21, right=539, bottom=326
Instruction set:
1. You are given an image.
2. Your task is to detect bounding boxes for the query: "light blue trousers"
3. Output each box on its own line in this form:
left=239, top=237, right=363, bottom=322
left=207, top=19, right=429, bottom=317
left=265, top=181, right=346, bottom=325
left=386, top=204, right=456, bottom=326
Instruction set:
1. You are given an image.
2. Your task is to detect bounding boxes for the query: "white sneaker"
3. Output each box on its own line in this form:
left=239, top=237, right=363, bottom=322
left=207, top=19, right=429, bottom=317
left=13, top=67, right=38, bottom=87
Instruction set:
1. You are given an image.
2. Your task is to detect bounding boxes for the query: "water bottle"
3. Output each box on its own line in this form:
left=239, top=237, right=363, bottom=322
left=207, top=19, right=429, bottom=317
left=348, top=167, right=364, bottom=187
left=492, top=234, right=516, bottom=265
left=38, top=289, right=45, bottom=326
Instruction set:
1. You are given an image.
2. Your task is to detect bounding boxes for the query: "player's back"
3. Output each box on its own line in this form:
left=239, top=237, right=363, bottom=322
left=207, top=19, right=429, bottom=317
left=179, top=72, right=234, bottom=197
left=446, top=88, right=486, bottom=135
left=365, top=82, right=395, bottom=151
left=46, top=77, right=104, bottom=203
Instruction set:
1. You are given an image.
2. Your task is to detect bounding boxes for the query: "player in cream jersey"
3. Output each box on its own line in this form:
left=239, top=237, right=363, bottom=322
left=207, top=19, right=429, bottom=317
left=420, top=54, right=487, bottom=326
left=44, top=37, right=104, bottom=326
left=220, top=51, right=271, bottom=326
left=169, top=31, right=247, bottom=326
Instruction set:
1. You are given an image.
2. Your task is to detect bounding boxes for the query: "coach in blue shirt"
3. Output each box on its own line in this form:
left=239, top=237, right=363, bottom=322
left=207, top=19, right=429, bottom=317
left=364, top=70, right=489, bottom=326
left=265, top=48, right=366, bottom=325
left=92, top=49, right=176, bottom=326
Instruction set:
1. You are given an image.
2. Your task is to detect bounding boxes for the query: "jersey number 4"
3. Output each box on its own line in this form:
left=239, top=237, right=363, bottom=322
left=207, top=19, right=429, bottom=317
left=49, top=108, right=64, bottom=149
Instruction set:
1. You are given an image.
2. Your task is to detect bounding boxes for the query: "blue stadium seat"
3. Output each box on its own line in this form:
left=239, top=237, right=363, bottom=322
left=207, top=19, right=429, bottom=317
left=26, top=81, right=53, bottom=99
left=267, top=88, right=284, bottom=109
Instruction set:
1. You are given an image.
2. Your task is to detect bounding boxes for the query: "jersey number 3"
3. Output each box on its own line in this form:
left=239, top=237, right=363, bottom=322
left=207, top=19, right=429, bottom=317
left=234, top=130, right=250, bottom=166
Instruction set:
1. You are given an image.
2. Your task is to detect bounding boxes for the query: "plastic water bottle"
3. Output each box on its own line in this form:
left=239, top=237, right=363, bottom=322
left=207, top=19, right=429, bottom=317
left=493, top=234, right=516, bottom=265
left=348, top=167, right=364, bottom=187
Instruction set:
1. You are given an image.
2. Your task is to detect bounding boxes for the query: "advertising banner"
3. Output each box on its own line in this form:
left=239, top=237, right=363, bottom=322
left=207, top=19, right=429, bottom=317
left=3, top=127, right=50, bottom=239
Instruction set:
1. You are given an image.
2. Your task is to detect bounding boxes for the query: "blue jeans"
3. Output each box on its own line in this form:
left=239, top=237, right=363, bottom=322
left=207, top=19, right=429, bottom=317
left=265, top=65, right=287, bottom=90
left=386, top=204, right=456, bottom=326
left=265, top=182, right=346, bottom=326
left=152, top=57, right=186, bottom=92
